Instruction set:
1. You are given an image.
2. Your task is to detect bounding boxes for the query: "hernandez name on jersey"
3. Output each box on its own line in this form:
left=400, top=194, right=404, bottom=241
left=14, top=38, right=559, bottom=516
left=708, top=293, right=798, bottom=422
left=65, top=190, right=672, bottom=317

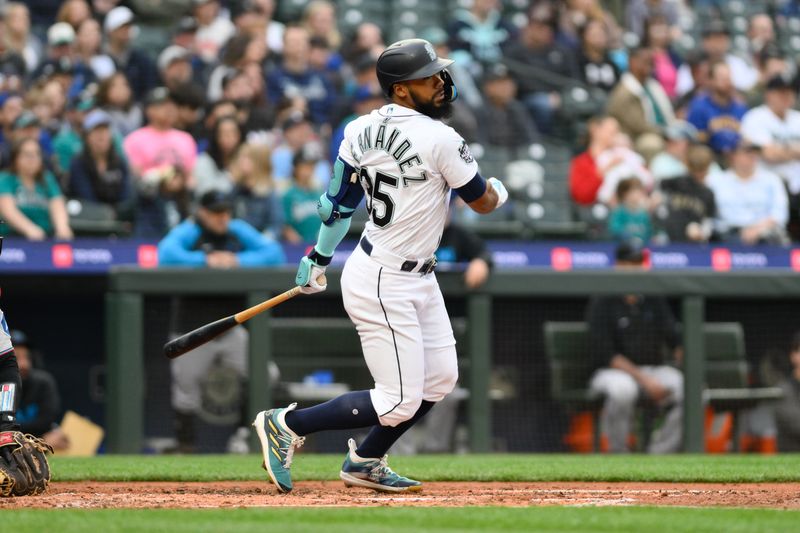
left=341, top=104, right=478, bottom=260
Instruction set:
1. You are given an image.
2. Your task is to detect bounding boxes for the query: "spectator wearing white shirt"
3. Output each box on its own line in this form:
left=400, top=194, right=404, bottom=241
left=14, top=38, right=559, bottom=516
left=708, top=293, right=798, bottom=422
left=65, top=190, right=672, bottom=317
left=675, top=20, right=758, bottom=98
left=741, top=75, right=800, bottom=196
left=192, top=0, right=235, bottom=64
left=708, top=138, right=789, bottom=244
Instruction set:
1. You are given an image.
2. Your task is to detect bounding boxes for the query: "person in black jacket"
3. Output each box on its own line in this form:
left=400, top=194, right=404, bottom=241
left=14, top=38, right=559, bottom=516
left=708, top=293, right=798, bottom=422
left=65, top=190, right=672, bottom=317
left=68, top=109, right=133, bottom=224
left=102, top=7, right=158, bottom=101
left=10, top=330, right=68, bottom=451
left=585, top=242, right=683, bottom=453
left=437, top=221, right=494, bottom=289
left=657, top=144, right=717, bottom=243
left=474, top=63, right=539, bottom=150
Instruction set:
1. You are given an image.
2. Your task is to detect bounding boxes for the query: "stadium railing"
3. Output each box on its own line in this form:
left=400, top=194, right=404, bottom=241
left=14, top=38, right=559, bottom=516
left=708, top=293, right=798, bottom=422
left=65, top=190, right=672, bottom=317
left=106, top=267, right=800, bottom=454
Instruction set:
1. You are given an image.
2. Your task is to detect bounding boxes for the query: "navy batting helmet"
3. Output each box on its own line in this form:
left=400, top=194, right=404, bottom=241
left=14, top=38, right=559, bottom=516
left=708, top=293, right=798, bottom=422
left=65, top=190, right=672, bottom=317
left=376, top=39, right=458, bottom=101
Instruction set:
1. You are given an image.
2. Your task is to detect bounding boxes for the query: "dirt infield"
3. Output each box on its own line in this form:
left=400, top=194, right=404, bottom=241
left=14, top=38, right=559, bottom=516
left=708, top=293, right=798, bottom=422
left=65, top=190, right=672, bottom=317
left=2, top=481, right=800, bottom=509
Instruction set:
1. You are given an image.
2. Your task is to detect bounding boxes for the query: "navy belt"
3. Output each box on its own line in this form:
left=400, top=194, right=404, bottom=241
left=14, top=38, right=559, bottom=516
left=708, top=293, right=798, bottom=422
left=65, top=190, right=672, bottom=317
left=359, top=236, right=436, bottom=275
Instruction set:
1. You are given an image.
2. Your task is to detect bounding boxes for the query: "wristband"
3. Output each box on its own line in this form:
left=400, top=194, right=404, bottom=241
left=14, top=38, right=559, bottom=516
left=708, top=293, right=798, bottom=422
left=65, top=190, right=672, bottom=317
left=308, top=248, right=333, bottom=266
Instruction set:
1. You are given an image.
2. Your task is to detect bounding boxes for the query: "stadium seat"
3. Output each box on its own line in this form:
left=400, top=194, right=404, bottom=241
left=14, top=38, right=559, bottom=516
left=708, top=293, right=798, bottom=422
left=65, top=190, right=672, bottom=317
left=338, top=0, right=389, bottom=31
left=66, top=199, right=131, bottom=237
left=703, top=322, right=784, bottom=450
left=543, top=321, right=604, bottom=451
left=504, top=159, right=545, bottom=198
left=515, top=199, right=587, bottom=239
left=462, top=202, right=526, bottom=239
left=574, top=203, right=610, bottom=240
left=476, top=145, right=514, bottom=182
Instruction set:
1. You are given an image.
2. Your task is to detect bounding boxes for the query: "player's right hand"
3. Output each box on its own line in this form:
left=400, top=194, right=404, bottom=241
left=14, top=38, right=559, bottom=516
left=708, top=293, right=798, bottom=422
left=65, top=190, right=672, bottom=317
left=296, top=255, right=328, bottom=294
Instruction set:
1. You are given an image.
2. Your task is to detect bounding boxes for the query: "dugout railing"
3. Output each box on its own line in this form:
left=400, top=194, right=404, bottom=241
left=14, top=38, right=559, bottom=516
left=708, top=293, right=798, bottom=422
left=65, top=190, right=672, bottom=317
left=105, top=267, right=800, bottom=454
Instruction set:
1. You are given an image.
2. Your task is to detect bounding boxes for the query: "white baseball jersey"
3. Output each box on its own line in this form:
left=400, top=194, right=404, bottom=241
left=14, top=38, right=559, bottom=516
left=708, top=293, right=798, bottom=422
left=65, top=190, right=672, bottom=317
left=340, top=104, right=479, bottom=259
left=741, top=105, right=800, bottom=194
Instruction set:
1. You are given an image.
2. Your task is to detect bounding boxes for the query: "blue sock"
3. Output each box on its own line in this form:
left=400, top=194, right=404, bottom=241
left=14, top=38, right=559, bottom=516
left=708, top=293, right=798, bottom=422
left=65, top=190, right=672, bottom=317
left=356, top=400, right=435, bottom=458
left=283, top=390, right=378, bottom=436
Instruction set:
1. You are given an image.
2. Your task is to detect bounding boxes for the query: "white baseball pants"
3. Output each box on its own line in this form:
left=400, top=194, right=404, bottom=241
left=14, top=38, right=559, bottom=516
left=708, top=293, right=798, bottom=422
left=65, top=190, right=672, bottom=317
left=589, top=365, right=683, bottom=453
left=341, top=243, right=458, bottom=427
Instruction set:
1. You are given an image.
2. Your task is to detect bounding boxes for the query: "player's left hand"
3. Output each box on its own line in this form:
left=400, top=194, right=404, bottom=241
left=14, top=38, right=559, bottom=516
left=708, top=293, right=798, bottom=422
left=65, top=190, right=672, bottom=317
left=488, top=177, right=508, bottom=209
left=0, top=431, right=53, bottom=497
left=296, top=255, right=328, bottom=294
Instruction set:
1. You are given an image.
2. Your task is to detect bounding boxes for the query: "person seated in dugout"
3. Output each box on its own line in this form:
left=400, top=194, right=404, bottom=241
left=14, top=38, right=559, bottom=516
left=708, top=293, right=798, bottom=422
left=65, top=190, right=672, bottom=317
left=585, top=241, right=684, bottom=453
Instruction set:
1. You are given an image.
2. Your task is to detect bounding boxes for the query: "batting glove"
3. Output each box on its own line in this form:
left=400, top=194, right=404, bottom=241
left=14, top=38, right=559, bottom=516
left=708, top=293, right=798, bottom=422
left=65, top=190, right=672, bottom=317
left=488, top=177, right=509, bottom=209
left=296, top=250, right=330, bottom=294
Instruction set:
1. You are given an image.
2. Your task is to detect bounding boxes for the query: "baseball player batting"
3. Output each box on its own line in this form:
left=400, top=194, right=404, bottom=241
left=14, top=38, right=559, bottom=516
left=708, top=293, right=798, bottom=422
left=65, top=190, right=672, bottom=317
left=252, top=38, right=509, bottom=494
left=0, top=237, right=53, bottom=497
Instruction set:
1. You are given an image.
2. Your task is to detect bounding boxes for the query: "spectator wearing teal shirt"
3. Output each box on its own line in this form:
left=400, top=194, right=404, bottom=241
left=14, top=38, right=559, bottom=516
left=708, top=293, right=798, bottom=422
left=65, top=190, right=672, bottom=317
left=283, top=144, right=323, bottom=244
left=608, top=177, right=652, bottom=244
left=0, top=138, right=72, bottom=240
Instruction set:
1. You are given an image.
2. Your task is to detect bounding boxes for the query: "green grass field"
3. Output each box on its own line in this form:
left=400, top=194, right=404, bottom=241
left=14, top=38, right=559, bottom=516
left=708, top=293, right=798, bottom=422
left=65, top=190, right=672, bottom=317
left=4, top=454, right=799, bottom=533
left=50, top=453, right=800, bottom=483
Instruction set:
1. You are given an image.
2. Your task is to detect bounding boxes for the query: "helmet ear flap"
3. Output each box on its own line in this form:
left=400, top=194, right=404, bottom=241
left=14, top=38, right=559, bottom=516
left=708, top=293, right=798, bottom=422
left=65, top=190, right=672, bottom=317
left=441, top=69, right=458, bottom=102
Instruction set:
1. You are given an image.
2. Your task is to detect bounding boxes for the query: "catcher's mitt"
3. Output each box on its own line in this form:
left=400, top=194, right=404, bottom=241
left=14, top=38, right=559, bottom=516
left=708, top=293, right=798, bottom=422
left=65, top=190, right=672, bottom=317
left=0, top=431, right=53, bottom=497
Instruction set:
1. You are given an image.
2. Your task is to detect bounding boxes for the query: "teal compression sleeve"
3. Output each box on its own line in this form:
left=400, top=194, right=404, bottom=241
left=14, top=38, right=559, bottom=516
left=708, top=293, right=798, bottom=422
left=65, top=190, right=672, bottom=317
left=314, top=213, right=352, bottom=257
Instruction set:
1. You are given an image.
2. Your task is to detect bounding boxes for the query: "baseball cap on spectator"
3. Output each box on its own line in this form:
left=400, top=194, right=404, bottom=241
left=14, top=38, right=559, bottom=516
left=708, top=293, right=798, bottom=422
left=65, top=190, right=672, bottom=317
left=48, top=22, right=75, bottom=46
left=158, top=45, right=191, bottom=73
left=83, top=109, right=112, bottom=131
left=702, top=19, right=729, bottom=38
left=766, top=74, right=794, bottom=91
left=175, top=16, right=198, bottom=35
left=193, top=0, right=216, bottom=6
left=663, top=120, right=699, bottom=142
left=716, top=130, right=745, bottom=153
left=145, top=86, right=173, bottom=107
left=200, top=189, right=233, bottom=212
left=12, top=111, right=40, bottom=130
left=104, top=6, right=134, bottom=33
left=482, top=63, right=511, bottom=84
left=282, top=111, right=310, bottom=132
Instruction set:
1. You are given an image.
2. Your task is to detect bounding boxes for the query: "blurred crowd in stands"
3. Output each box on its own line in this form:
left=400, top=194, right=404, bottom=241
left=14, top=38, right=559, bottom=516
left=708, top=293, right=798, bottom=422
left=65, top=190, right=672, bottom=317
left=1, top=0, right=800, bottom=246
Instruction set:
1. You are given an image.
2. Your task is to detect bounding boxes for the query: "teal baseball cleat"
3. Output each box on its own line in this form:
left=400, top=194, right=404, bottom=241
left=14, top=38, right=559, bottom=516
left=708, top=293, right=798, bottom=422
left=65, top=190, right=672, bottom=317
left=252, top=403, right=305, bottom=493
left=339, top=438, right=423, bottom=493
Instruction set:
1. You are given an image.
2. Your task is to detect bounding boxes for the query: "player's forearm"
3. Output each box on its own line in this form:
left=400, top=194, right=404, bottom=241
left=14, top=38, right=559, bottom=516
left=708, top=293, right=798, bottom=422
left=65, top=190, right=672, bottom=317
left=468, top=185, right=498, bottom=214
left=467, top=178, right=507, bottom=214
left=610, top=354, right=644, bottom=381
left=314, top=216, right=352, bottom=258
left=0, top=200, right=41, bottom=237
left=49, top=198, right=71, bottom=236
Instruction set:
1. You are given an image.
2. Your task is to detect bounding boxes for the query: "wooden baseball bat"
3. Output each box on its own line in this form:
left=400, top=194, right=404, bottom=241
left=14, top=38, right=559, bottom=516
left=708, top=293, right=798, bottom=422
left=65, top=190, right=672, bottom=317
left=163, top=275, right=326, bottom=359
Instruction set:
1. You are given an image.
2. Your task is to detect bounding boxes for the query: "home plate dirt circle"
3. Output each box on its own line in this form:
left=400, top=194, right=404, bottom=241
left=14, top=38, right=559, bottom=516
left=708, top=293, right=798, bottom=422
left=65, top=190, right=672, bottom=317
left=1, top=482, right=799, bottom=509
